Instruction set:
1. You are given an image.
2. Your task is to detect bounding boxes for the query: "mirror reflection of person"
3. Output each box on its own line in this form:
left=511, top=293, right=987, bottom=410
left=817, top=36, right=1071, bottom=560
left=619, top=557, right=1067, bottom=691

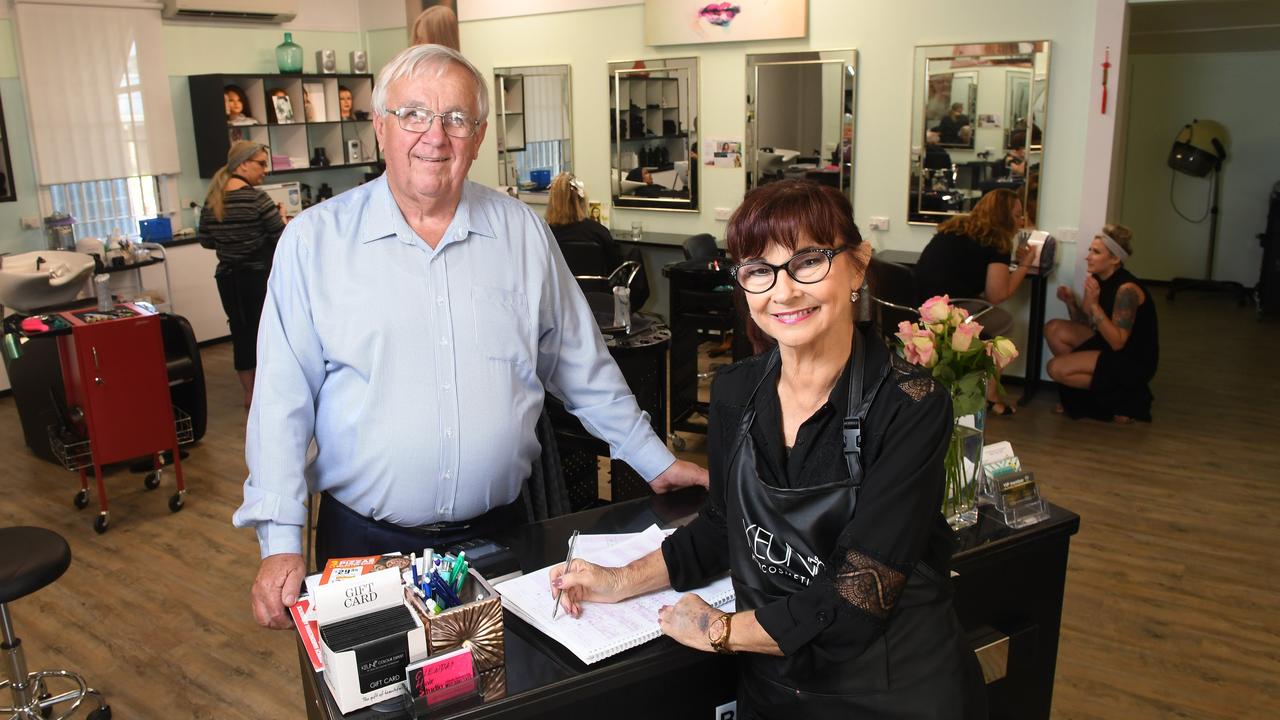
left=1046, top=225, right=1158, bottom=423
left=913, top=188, right=1032, bottom=414
left=225, top=84, right=257, bottom=126
left=197, top=141, right=288, bottom=410
left=937, top=102, right=971, bottom=144
left=410, top=5, right=460, bottom=50
left=922, top=130, right=952, bottom=171
left=338, top=86, right=353, bottom=120
left=552, top=180, right=986, bottom=718
left=234, top=45, right=708, bottom=630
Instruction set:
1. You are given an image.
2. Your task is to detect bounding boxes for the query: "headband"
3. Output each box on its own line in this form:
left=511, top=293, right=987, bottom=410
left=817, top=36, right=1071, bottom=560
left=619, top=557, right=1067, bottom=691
left=1098, top=232, right=1129, bottom=261
left=228, top=143, right=268, bottom=172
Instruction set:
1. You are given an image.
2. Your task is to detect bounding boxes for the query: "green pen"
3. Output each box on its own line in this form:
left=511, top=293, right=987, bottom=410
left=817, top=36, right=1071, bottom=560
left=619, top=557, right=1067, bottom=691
left=447, top=551, right=467, bottom=587
left=452, top=558, right=469, bottom=593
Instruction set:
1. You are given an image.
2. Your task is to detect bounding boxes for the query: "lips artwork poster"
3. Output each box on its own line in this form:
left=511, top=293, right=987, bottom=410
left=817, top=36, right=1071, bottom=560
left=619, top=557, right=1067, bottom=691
left=644, top=0, right=807, bottom=46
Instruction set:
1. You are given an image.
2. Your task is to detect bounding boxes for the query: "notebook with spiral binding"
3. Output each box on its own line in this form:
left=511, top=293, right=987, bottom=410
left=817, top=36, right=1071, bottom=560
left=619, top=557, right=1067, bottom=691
left=494, top=525, right=735, bottom=665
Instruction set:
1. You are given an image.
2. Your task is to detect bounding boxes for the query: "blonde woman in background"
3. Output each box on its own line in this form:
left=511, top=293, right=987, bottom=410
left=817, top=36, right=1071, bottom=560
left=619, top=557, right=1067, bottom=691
left=198, top=141, right=288, bottom=410
left=1046, top=224, right=1159, bottom=422
left=411, top=5, right=460, bottom=50
left=545, top=172, right=622, bottom=275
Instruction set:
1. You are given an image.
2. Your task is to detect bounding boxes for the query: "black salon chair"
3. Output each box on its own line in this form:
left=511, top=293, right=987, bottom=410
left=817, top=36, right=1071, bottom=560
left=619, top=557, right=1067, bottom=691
left=0, top=527, right=111, bottom=719
left=682, top=233, right=720, bottom=262
left=520, top=410, right=571, bottom=523
left=866, top=256, right=920, bottom=342
left=559, top=241, right=610, bottom=278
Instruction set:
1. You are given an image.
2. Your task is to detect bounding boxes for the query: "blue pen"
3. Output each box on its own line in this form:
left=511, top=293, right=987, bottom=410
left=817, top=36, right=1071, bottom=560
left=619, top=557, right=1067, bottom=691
left=411, top=554, right=421, bottom=590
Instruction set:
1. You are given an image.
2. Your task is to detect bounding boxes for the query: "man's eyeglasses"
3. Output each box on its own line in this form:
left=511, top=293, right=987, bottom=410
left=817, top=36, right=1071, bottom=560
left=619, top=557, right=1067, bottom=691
left=384, top=106, right=480, bottom=137
left=730, top=246, right=850, bottom=294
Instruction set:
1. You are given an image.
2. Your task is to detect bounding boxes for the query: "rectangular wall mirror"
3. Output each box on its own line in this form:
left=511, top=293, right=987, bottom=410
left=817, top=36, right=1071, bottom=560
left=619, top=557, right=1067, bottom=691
left=746, top=50, right=856, bottom=204
left=495, top=64, right=573, bottom=204
left=909, top=41, right=1050, bottom=227
left=609, top=57, right=698, bottom=212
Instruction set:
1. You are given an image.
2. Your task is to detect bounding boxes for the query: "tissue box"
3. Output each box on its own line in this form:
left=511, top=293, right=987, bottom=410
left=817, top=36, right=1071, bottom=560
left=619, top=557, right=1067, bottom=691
left=406, top=568, right=505, bottom=673
left=138, top=217, right=172, bottom=244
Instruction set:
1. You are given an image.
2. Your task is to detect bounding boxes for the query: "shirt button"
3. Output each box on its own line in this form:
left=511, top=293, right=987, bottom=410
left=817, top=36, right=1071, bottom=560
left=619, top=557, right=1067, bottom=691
left=442, top=383, right=451, bottom=391
left=445, top=428, right=453, bottom=437
left=436, top=296, right=446, bottom=305
left=439, top=337, right=449, bottom=345
left=816, top=611, right=828, bottom=623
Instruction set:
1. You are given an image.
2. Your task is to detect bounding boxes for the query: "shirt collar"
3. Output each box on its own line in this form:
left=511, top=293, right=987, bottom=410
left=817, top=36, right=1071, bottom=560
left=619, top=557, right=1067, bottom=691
left=360, top=177, right=497, bottom=247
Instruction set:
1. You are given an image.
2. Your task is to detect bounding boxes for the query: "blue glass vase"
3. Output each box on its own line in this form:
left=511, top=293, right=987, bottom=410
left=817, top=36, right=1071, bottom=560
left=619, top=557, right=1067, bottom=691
left=276, top=32, right=302, bottom=74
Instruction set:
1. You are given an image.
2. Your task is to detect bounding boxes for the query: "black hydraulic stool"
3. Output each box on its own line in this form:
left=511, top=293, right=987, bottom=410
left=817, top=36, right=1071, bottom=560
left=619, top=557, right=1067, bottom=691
left=0, top=527, right=110, bottom=719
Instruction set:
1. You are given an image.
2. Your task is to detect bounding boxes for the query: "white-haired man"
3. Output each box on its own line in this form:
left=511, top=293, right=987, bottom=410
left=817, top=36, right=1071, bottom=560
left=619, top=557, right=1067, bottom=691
left=233, top=44, right=707, bottom=630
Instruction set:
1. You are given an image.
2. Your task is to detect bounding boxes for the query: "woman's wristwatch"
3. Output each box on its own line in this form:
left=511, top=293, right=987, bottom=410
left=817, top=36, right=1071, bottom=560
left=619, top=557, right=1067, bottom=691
left=708, top=611, right=735, bottom=654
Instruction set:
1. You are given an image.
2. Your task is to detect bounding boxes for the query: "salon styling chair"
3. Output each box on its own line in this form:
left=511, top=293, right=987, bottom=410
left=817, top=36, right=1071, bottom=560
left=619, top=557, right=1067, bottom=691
left=0, top=527, right=111, bottom=719
left=681, top=233, right=720, bottom=262
left=866, top=257, right=921, bottom=342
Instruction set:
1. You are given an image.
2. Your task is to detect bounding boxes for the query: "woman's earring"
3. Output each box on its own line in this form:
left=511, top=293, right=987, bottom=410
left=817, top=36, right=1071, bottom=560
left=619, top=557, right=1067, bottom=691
left=850, top=290, right=860, bottom=303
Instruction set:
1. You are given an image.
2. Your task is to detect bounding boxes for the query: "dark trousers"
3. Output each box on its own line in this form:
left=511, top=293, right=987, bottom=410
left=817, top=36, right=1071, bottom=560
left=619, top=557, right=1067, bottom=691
left=314, top=492, right=525, bottom=571
left=215, top=267, right=270, bottom=371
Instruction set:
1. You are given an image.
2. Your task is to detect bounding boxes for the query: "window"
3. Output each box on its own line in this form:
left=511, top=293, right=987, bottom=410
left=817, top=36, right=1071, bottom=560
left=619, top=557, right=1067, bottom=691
left=48, top=176, right=160, bottom=241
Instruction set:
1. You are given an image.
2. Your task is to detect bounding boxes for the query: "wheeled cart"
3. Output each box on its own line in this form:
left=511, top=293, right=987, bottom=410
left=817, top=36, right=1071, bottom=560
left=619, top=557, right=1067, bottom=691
left=33, top=303, right=190, bottom=533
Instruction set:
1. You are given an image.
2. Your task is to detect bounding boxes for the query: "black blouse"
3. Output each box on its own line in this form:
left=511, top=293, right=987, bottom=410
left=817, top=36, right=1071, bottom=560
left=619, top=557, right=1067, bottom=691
left=662, top=330, right=955, bottom=665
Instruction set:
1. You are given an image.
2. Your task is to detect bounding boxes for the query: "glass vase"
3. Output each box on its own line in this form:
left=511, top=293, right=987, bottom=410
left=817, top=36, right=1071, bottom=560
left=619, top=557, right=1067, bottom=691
left=276, top=32, right=303, bottom=74
left=943, top=406, right=985, bottom=530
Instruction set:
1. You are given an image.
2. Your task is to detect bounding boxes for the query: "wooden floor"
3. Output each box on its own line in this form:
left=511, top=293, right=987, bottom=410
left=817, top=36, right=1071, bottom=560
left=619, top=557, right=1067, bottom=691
left=0, top=290, right=1276, bottom=718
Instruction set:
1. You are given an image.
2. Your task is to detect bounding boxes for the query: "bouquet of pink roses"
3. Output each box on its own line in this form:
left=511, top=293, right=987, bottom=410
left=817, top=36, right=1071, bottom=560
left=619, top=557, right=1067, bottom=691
left=894, top=295, right=1019, bottom=417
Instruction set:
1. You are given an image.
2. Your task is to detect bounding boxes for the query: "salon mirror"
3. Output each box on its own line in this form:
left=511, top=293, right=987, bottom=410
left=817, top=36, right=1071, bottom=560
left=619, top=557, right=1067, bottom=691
left=494, top=64, right=573, bottom=204
left=745, top=50, right=856, bottom=203
left=909, top=41, right=1050, bottom=227
left=609, top=57, right=698, bottom=211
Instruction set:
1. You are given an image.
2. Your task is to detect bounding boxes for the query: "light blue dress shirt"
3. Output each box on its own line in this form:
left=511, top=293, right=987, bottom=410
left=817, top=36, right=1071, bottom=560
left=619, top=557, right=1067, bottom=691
left=231, top=177, right=674, bottom=557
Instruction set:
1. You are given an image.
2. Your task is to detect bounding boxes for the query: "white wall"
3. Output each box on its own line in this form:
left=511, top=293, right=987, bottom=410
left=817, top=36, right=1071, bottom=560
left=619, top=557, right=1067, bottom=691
left=1117, top=50, right=1280, bottom=284
left=444, top=0, right=1095, bottom=254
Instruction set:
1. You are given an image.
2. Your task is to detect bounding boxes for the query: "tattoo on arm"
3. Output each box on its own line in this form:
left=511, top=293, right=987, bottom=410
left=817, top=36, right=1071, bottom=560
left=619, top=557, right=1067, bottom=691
left=1112, top=285, right=1140, bottom=331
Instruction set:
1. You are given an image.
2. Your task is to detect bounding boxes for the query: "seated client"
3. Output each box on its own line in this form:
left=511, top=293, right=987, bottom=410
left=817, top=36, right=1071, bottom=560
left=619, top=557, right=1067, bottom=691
left=546, top=173, right=622, bottom=275
left=1046, top=224, right=1158, bottom=423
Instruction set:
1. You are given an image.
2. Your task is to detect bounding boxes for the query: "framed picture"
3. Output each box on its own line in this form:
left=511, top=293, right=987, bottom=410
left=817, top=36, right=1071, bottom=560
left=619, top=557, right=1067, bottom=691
left=272, top=94, right=295, bottom=124
left=303, top=83, right=326, bottom=122
left=645, top=0, right=808, bottom=46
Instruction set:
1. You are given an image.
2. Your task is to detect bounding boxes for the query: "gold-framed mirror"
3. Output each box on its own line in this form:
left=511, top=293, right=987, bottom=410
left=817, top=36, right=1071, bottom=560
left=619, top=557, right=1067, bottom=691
left=745, top=50, right=856, bottom=203
left=609, top=57, right=698, bottom=212
left=494, top=64, right=573, bottom=204
left=909, top=41, right=1050, bottom=227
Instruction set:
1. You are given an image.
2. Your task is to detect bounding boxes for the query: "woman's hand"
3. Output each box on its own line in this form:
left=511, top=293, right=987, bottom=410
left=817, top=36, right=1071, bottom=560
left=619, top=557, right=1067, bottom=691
left=1056, top=284, right=1075, bottom=305
left=657, top=594, right=720, bottom=652
left=549, top=559, right=630, bottom=618
left=1014, top=243, right=1033, bottom=267
left=1082, top=275, right=1101, bottom=316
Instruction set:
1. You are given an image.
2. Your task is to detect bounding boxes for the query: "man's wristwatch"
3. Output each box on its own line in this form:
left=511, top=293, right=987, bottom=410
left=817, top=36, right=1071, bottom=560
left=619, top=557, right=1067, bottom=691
left=708, top=611, right=735, bottom=654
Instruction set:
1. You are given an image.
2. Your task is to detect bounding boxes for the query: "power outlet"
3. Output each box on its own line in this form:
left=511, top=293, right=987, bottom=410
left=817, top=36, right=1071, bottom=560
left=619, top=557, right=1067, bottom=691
left=868, top=216, right=890, bottom=231
left=713, top=700, right=737, bottom=720
left=714, top=207, right=733, bottom=221
left=20, top=216, right=41, bottom=230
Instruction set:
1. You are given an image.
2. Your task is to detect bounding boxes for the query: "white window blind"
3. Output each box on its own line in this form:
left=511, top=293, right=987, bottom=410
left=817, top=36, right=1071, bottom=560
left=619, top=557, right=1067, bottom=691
left=13, top=0, right=180, bottom=185
left=49, top=176, right=160, bottom=240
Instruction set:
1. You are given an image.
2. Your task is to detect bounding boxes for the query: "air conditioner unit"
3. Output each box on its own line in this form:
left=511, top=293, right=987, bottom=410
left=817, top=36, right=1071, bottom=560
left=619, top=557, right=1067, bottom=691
left=162, top=0, right=298, bottom=23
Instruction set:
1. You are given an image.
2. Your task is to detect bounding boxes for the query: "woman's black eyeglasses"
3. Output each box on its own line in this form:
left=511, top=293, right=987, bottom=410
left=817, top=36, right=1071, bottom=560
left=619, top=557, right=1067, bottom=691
left=730, top=247, right=850, bottom=294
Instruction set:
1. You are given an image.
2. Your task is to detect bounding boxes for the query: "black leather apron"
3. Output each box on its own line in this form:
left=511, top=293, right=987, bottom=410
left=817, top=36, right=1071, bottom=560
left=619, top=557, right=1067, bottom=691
left=727, top=330, right=971, bottom=719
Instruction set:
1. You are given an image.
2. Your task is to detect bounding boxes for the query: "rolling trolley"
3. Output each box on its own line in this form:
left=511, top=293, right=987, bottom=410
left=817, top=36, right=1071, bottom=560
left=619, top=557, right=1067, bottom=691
left=11, top=303, right=190, bottom=533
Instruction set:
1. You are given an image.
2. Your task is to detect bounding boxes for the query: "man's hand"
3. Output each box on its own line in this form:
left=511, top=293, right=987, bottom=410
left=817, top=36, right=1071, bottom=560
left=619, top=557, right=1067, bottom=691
left=650, top=459, right=709, bottom=493
left=251, top=553, right=306, bottom=630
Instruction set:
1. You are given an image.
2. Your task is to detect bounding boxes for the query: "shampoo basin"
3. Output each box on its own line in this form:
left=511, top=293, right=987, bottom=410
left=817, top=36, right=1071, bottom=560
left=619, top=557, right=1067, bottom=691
left=0, top=250, right=96, bottom=313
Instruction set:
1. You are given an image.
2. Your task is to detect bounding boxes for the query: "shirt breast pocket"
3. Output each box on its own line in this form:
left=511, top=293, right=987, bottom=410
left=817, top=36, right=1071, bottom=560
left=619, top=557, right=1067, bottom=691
left=471, top=285, right=532, bottom=365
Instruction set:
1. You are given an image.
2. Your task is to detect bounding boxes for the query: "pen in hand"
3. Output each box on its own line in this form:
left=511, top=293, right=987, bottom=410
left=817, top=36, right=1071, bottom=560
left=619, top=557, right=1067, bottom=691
left=551, top=530, right=580, bottom=620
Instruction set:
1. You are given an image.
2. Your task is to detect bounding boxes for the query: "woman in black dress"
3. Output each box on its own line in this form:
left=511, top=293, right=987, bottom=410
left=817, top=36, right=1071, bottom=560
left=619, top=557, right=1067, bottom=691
left=198, top=141, right=287, bottom=410
left=551, top=180, right=984, bottom=719
left=1046, top=225, right=1158, bottom=422
left=545, top=172, right=622, bottom=275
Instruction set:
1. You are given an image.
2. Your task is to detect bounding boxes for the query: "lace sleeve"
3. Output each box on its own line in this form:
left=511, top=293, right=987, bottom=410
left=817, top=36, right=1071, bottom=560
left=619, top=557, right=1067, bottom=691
left=832, top=548, right=908, bottom=620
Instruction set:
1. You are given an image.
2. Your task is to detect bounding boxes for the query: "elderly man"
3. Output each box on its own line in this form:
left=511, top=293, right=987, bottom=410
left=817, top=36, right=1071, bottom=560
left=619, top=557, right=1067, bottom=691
left=233, top=44, right=707, bottom=630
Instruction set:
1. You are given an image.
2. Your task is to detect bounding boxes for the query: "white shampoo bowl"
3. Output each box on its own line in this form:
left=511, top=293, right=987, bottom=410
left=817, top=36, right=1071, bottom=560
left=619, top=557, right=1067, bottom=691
left=0, top=250, right=96, bottom=313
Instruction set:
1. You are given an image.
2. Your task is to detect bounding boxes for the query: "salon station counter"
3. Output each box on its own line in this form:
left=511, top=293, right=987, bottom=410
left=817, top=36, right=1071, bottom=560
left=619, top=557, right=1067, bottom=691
left=299, top=488, right=1080, bottom=720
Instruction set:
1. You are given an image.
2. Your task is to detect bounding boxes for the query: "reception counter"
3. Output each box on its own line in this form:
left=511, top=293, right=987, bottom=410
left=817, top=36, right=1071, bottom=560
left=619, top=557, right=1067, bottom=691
left=299, top=489, right=1079, bottom=720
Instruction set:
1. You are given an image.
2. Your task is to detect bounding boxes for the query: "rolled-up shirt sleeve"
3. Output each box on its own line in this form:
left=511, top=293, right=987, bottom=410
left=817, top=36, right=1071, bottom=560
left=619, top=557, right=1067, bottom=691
left=230, top=224, right=326, bottom=557
left=534, top=217, right=675, bottom=482
left=754, top=384, right=951, bottom=663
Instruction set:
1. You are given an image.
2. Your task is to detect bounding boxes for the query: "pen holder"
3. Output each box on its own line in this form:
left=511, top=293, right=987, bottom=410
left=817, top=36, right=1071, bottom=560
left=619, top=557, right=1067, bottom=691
left=406, top=568, right=505, bottom=674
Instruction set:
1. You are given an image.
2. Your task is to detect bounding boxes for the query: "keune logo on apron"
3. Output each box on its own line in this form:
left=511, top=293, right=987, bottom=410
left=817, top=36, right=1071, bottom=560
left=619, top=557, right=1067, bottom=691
left=743, top=518, right=825, bottom=585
